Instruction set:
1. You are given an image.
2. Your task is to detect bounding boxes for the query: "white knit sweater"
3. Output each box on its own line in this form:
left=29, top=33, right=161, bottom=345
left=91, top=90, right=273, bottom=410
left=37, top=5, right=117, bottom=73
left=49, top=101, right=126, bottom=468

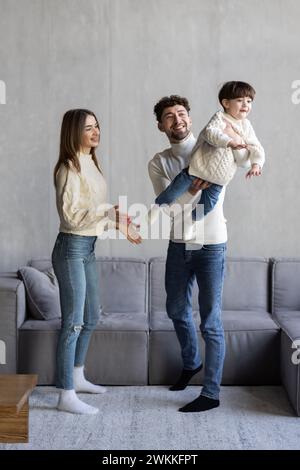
left=55, top=153, right=115, bottom=236
left=188, top=111, right=265, bottom=185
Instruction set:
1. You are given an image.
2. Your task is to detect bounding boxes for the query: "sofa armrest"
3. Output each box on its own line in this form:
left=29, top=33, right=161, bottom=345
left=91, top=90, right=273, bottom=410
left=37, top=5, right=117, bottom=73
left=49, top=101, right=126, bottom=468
left=0, top=276, right=26, bottom=373
left=279, top=325, right=300, bottom=416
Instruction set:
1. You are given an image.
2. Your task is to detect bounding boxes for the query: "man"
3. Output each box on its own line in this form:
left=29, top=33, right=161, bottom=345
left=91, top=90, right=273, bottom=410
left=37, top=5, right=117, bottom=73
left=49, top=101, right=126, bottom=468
left=148, top=95, right=227, bottom=412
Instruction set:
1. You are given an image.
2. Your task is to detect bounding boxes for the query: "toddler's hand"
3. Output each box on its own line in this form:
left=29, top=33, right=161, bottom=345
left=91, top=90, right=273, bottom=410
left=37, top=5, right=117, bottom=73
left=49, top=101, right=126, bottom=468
left=227, top=139, right=247, bottom=150
left=246, top=164, right=262, bottom=179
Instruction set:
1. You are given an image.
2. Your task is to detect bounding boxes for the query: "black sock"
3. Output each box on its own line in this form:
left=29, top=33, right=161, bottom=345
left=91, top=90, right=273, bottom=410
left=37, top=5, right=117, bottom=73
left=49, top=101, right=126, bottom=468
left=169, top=364, right=203, bottom=391
left=178, top=395, right=220, bottom=413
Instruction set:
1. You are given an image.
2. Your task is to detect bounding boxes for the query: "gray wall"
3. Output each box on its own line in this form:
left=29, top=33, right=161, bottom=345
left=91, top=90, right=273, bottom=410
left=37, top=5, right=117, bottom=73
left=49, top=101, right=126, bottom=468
left=0, top=0, right=300, bottom=271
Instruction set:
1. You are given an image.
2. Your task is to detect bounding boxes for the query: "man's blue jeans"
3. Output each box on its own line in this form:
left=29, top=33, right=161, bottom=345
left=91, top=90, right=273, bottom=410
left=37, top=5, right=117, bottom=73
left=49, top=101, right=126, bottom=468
left=165, top=240, right=226, bottom=399
left=155, top=168, right=223, bottom=220
left=52, top=233, right=100, bottom=390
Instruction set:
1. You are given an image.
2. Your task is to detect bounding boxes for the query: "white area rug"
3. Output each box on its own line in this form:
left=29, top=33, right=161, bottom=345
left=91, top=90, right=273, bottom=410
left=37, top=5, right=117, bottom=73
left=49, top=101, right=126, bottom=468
left=0, top=386, right=299, bottom=450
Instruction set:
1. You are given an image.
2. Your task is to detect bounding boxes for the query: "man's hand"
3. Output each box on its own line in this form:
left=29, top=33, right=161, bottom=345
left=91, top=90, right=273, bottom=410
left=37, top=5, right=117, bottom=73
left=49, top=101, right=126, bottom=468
left=246, top=163, right=262, bottom=179
left=188, top=178, right=211, bottom=195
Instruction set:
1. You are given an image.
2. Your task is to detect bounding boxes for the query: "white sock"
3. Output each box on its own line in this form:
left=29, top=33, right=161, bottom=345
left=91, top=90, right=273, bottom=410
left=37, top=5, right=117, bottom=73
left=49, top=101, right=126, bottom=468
left=73, top=366, right=107, bottom=394
left=57, top=389, right=98, bottom=415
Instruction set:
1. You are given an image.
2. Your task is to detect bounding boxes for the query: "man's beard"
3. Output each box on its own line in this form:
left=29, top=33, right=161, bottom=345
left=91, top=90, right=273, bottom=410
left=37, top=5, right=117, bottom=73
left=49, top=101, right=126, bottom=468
left=170, top=127, right=189, bottom=141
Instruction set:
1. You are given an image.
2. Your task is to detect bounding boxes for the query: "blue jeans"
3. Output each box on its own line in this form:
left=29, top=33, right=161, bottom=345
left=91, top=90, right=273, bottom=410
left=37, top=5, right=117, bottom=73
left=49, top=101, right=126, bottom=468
left=155, top=168, right=223, bottom=220
left=165, top=240, right=226, bottom=399
left=51, top=233, right=100, bottom=390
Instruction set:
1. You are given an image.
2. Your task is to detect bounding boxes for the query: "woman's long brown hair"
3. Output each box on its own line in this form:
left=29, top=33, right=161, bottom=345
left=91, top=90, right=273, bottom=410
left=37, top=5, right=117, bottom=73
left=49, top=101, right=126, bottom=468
left=53, top=109, right=102, bottom=186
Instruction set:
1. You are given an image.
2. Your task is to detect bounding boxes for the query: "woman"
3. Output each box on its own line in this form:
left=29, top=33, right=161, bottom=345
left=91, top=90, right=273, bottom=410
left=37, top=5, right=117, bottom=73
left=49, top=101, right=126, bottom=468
left=52, top=109, right=141, bottom=414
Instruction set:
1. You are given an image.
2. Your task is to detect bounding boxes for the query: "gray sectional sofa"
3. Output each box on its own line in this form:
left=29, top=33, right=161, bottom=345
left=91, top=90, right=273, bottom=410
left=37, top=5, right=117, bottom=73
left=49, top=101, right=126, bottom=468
left=149, top=257, right=280, bottom=386
left=0, top=256, right=299, bottom=416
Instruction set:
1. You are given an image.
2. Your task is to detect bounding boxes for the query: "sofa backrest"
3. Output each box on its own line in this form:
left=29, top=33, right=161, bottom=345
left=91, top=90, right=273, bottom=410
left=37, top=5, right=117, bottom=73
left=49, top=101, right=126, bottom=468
left=149, top=257, right=199, bottom=312
left=149, top=257, right=270, bottom=312
left=222, top=258, right=269, bottom=311
left=30, top=258, right=147, bottom=313
left=97, top=258, right=147, bottom=313
left=272, top=258, right=300, bottom=313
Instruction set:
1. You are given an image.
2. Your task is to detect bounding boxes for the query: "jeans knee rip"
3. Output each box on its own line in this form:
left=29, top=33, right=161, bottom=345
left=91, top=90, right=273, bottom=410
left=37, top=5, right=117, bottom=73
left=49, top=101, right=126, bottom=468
left=72, top=324, right=83, bottom=333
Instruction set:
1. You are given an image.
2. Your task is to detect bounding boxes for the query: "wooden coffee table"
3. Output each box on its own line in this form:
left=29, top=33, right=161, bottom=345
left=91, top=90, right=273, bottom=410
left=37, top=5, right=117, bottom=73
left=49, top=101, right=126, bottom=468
left=0, top=374, right=38, bottom=443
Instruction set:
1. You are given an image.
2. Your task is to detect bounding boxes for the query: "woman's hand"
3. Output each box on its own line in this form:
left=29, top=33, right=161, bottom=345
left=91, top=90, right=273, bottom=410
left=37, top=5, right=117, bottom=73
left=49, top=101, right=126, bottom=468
left=112, top=205, right=142, bottom=244
left=112, top=205, right=132, bottom=227
left=118, top=222, right=142, bottom=244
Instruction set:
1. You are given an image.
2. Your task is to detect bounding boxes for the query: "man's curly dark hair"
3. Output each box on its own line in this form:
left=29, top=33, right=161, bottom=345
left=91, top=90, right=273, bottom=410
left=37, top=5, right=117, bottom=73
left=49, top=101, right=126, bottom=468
left=154, top=95, right=190, bottom=122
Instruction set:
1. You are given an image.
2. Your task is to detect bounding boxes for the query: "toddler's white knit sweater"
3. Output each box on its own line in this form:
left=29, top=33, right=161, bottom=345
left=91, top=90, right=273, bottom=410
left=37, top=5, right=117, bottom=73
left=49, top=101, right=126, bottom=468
left=188, top=111, right=265, bottom=185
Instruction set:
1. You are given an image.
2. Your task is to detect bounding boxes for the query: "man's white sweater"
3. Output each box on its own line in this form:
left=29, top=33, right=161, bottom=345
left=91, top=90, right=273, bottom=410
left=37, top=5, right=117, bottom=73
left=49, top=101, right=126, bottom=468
left=148, top=133, right=227, bottom=245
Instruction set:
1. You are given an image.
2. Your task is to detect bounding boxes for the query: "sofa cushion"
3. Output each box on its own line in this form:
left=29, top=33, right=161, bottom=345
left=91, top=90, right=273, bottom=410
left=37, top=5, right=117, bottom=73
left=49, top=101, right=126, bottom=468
left=29, top=259, right=52, bottom=271
left=96, top=258, right=147, bottom=313
left=150, top=310, right=199, bottom=331
left=17, top=267, right=61, bottom=320
left=272, top=258, right=300, bottom=313
left=222, top=310, right=279, bottom=331
left=273, top=311, right=300, bottom=339
left=30, top=257, right=147, bottom=314
left=149, top=258, right=199, bottom=313
left=97, top=311, right=148, bottom=331
left=280, top=330, right=300, bottom=416
left=19, top=318, right=61, bottom=330
left=222, top=258, right=269, bottom=311
left=20, top=312, right=148, bottom=332
left=149, top=257, right=270, bottom=313
left=18, top=328, right=148, bottom=385
left=149, top=328, right=280, bottom=385
left=150, top=310, right=279, bottom=331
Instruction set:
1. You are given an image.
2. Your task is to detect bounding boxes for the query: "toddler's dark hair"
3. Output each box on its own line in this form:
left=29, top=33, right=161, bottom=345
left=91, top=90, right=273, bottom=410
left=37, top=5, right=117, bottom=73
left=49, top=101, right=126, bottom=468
left=218, top=81, right=256, bottom=108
